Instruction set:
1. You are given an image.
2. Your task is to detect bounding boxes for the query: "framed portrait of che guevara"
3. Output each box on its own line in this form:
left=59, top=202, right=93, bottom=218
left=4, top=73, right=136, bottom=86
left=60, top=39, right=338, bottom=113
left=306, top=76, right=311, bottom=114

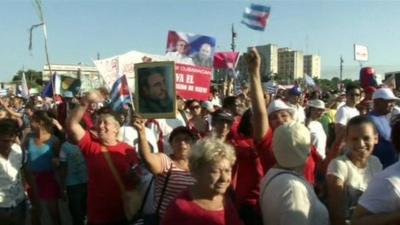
left=134, top=61, right=176, bottom=119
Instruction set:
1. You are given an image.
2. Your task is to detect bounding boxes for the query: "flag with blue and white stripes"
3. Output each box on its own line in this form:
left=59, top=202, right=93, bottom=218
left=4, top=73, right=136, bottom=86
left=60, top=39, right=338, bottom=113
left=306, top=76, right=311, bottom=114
left=242, top=4, right=271, bottom=31
left=109, top=75, right=132, bottom=112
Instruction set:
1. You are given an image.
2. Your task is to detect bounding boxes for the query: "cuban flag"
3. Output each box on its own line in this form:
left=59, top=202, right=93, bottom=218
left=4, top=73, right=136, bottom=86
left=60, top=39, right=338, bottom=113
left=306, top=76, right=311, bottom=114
left=242, top=4, right=271, bottom=31
left=166, top=30, right=216, bottom=56
left=109, top=75, right=132, bottom=112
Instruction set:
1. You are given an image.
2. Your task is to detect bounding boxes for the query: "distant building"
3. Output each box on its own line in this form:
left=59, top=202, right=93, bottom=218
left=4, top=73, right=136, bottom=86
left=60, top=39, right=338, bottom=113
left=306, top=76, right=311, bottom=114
left=278, top=48, right=304, bottom=80
left=256, top=44, right=278, bottom=78
left=304, top=55, right=321, bottom=79
left=236, top=44, right=278, bottom=82
left=42, top=64, right=103, bottom=92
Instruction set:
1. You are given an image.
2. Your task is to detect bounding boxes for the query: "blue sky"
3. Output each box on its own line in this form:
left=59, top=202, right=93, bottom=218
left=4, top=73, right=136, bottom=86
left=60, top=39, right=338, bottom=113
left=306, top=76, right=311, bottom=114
left=1, top=0, right=400, bottom=82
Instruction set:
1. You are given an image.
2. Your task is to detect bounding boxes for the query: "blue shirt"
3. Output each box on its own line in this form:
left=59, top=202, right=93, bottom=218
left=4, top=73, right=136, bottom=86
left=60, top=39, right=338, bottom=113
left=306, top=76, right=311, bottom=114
left=60, top=142, right=88, bottom=186
left=27, top=135, right=58, bottom=172
left=368, top=113, right=398, bottom=168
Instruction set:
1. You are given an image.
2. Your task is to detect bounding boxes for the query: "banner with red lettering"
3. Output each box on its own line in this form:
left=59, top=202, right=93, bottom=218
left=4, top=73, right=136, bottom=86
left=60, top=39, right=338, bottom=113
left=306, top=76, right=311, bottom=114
left=175, top=63, right=211, bottom=101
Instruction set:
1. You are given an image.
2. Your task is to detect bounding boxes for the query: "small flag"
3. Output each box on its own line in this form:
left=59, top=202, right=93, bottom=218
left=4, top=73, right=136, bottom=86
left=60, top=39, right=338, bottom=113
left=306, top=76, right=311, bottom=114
left=42, top=73, right=60, bottom=98
left=21, top=72, right=30, bottom=99
left=242, top=4, right=271, bottom=31
left=262, top=81, right=277, bottom=94
left=304, top=74, right=316, bottom=87
left=213, top=52, right=240, bottom=69
left=109, top=75, right=132, bottom=112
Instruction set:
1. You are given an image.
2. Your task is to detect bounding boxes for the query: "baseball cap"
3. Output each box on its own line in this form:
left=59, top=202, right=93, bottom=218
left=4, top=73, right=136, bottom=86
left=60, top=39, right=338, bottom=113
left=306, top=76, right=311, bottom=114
left=307, top=99, right=326, bottom=110
left=201, top=101, right=214, bottom=112
left=372, top=88, right=399, bottom=101
left=267, top=99, right=295, bottom=115
left=273, top=122, right=311, bottom=168
left=288, top=86, right=302, bottom=96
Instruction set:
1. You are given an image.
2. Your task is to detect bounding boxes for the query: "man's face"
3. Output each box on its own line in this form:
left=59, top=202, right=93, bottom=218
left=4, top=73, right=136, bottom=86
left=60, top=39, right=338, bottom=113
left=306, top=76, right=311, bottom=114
left=176, top=40, right=187, bottom=54
left=346, top=89, right=361, bottom=105
left=269, top=110, right=293, bottom=130
left=144, top=73, right=168, bottom=101
left=374, top=99, right=395, bottom=115
left=0, top=134, right=16, bottom=153
left=199, top=44, right=211, bottom=60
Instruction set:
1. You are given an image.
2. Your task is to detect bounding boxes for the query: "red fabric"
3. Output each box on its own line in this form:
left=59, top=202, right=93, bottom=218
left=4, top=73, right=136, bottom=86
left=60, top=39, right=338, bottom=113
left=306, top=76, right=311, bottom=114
left=303, top=146, right=322, bottom=185
left=229, top=130, right=272, bottom=210
left=78, top=131, right=138, bottom=224
left=33, top=171, right=61, bottom=200
left=162, top=189, right=244, bottom=225
left=82, top=111, right=94, bottom=129
left=213, top=52, right=240, bottom=69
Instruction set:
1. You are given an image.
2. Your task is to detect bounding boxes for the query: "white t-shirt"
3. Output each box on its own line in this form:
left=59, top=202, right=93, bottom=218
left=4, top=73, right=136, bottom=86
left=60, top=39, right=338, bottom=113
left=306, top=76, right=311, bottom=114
left=358, top=161, right=400, bottom=214
left=147, top=114, right=187, bottom=155
left=118, top=126, right=159, bottom=154
left=308, top=120, right=327, bottom=159
left=336, top=105, right=360, bottom=126
left=0, top=144, right=26, bottom=208
left=327, top=154, right=382, bottom=218
left=260, top=168, right=329, bottom=225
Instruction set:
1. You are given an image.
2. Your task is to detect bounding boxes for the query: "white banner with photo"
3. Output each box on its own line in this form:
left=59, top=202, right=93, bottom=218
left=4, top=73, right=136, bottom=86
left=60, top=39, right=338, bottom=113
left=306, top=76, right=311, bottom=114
left=93, top=50, right=166, bottom=91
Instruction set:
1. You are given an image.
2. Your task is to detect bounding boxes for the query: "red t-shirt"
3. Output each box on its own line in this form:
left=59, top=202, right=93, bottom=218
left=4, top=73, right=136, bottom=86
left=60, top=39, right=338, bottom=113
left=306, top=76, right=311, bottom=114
left=78, top=131, right=138, bottom=224
left=229, top=130, right=273, bottom=209
left=162, top=189, right=244, bottom=225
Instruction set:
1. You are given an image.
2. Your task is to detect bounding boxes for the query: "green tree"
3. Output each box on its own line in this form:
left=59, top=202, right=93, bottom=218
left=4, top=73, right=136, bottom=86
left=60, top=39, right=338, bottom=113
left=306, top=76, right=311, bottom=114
left=12, top=69, right=43, bottom=88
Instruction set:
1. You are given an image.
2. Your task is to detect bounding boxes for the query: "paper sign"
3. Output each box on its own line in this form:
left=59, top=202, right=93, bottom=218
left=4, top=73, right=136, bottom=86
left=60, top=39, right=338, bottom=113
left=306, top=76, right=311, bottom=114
left=175, top=63, right=211, bottom=101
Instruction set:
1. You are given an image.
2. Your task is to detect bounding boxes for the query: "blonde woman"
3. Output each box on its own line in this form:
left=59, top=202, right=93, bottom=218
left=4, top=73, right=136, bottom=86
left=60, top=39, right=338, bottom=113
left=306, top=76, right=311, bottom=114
left=162, top=138, right=243, bottom=225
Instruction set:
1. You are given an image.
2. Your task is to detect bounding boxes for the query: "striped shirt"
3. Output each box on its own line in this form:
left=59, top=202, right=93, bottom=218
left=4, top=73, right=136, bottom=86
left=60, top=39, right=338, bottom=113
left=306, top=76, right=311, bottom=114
left=154, top=153, right=195, bottom=219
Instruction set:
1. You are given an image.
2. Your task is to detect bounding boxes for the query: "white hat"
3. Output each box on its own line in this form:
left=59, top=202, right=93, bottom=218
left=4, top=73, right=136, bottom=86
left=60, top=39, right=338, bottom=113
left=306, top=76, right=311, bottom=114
left=273, top=122, right=311, bottom=168
left=267, top=99, right=295, bottom=115
left=307, top=99, right=326, bottom=109
left=372, top=88, right=399, bottom=101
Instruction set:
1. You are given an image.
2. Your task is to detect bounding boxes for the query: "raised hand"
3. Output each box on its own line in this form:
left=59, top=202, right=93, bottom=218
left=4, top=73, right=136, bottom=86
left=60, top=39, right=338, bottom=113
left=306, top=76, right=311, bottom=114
left=245, top=47, right=261, bottom=77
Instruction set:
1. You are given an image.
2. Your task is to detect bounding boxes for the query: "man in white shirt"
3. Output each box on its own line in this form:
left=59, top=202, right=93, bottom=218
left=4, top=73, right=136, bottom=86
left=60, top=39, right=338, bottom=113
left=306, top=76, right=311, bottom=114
left=333, top=84, right=361, bottom=150
left=286, top=86, right=306, bottom=123
left=165, top=39, right=194, bottom=65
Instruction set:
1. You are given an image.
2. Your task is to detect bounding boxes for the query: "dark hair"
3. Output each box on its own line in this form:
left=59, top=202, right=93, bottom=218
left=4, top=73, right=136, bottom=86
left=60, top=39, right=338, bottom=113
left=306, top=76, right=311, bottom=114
left=168, top=126, right=197, bottom=144
left=138, top=67, right=166, bottom=95
left=346, top=115, right=376, bottom=134
left=346, top=83, right=360, bottom=94
left=391, top=115, right=400, bottom=152
left=238, top=108, right=252, bottom=137
left=222, top=96, right=237, bottom=109
left=31, top=110, right=54, bottom=132
left=96, top=107, right=123, bottom=126
left=0, top=119, right=19, bottom=137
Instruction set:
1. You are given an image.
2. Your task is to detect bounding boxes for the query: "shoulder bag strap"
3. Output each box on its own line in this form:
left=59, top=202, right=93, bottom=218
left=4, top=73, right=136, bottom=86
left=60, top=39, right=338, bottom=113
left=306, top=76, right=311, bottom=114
left=101, top=145, right=126, bottom=193
left=260, top=171, right=302, bottom=201
left=155, top=163, right=173, bottom=214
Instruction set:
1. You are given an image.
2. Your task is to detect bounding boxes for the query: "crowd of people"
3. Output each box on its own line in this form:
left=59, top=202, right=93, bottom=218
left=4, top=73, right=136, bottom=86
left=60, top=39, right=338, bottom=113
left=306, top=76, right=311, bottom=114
left=1, top=48, right=400, bottom=225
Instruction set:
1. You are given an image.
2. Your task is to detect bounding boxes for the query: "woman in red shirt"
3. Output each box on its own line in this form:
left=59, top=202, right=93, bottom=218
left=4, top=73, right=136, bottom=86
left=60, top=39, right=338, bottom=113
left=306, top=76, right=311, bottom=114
left=162, top=138, right=243, bottom=225
left=67, top=90, right=139, bottom=225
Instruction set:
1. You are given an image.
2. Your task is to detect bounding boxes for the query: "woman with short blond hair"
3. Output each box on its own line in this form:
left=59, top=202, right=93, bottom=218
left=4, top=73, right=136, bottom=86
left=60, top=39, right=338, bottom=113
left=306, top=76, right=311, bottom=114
left=162, top=138, right=243, bottom=225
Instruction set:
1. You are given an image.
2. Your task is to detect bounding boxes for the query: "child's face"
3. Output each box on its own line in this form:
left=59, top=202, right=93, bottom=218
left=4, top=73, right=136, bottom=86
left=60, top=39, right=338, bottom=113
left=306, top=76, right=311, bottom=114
left=346, top=123, right=378, bottom=161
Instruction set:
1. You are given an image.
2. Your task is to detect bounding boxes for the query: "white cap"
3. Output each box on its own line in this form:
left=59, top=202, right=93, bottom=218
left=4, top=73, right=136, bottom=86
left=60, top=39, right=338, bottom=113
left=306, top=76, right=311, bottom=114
left=273, top=122, right=311, bottom=168
left=307, top=99, right=326, bottom=110
left=268, top=99, right=295, bottom=115
left=372, top=88, right=399, bottom=101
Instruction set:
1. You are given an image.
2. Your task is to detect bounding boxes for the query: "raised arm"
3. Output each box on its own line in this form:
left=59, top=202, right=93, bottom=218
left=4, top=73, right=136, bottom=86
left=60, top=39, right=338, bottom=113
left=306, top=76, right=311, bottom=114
left=66, top=90, right=104, bottom=143
left=0, top=98, right=23, bottom=118
left=133, top=117, right=163, bottom=175
left=246, top=47, right=269, bottom=142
